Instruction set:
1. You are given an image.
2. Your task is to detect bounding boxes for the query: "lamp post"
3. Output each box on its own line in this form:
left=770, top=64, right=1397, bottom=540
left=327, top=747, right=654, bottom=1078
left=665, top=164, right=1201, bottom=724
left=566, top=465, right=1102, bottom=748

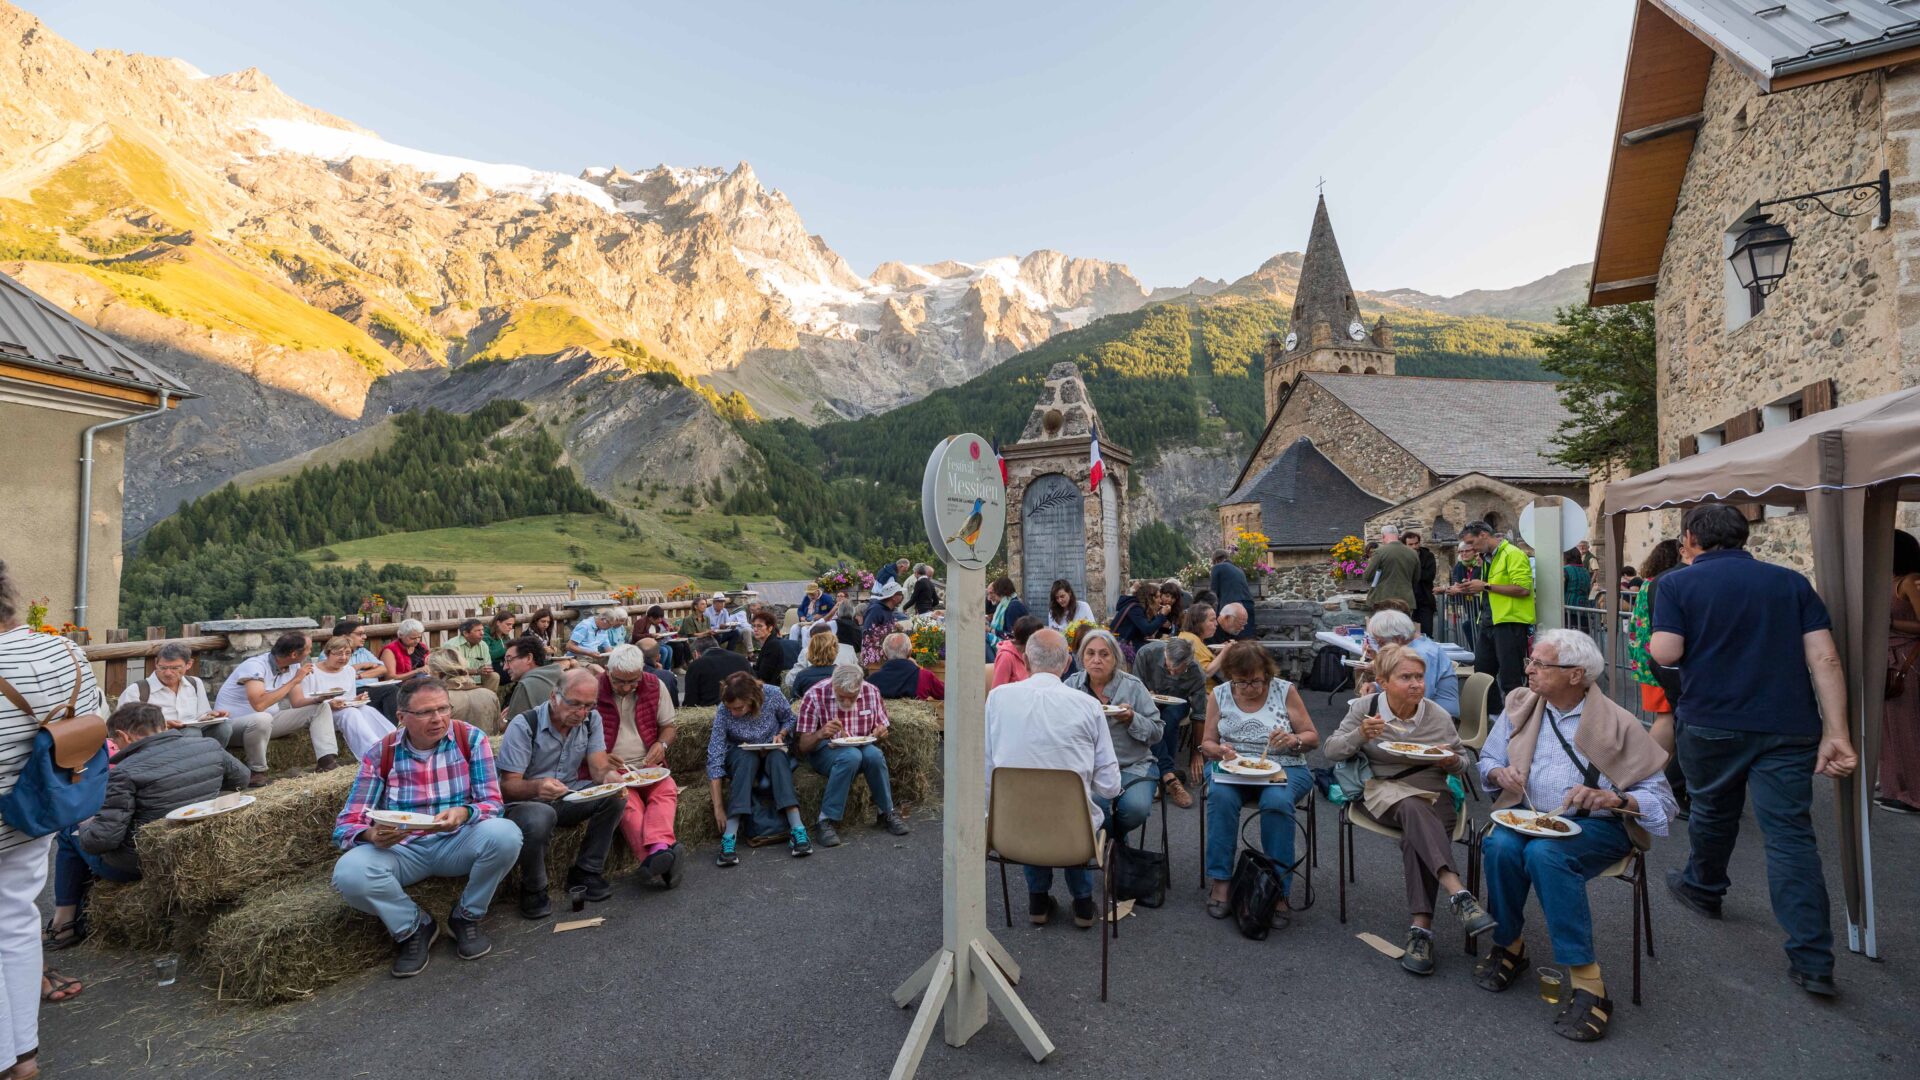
left=1728, top=168, right=1890, bottom=296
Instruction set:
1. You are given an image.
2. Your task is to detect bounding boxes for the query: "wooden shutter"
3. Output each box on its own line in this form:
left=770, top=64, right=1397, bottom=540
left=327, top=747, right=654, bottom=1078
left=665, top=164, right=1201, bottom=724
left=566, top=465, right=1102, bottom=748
left=1800, top=378, right=1835, bottom=416
left=1720, top=408, right=1764, bottom=520
left=1677, top=434, right=1698, bottom=459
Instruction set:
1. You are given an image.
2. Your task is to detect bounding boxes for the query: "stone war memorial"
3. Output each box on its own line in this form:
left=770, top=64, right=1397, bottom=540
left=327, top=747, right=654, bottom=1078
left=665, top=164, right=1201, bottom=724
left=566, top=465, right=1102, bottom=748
left=1002, top=362, right=1130, bottom=617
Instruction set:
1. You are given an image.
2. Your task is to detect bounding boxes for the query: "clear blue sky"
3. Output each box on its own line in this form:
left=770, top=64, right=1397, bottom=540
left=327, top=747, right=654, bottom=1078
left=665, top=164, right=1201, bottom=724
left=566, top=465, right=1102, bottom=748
left=35, top=0, right=1634, bottom=295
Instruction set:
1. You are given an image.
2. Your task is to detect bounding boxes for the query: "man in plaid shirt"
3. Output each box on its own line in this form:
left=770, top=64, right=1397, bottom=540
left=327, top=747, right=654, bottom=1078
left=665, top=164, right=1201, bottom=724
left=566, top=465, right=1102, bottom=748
left=331, top=678, right=522, bottom=978
left=794, top=664, right=910, bottom=847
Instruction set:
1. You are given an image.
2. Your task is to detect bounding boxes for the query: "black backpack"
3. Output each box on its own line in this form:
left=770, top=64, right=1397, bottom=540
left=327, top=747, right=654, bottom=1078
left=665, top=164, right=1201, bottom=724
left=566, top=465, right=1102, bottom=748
left=1303, top=644, right=1351, bottom=693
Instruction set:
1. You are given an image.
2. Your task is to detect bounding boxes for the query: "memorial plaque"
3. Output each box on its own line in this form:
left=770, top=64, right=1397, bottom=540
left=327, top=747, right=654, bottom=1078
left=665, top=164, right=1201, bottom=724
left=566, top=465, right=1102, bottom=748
left=1020, top=472, right=1085, bottom=604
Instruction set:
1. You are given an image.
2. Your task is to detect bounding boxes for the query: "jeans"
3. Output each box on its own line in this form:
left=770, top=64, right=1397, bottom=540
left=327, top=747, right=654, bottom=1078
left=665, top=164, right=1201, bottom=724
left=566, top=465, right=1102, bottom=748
left=1204, top=764, right=1311, bottom=894
left=1096, top=768, right=1158, bottom=841
left=1151, top=701, right=1190, bottom=777
left=1677, top=724, right=1834, bottom=975
left=723, top=745, right=798, bottom=818
left=52, top=826, right=138, bottom=909
left=1475, top=621, right=1530, bottom=711
left=1023, top=865, right=1093, bottom=900
left=803, top=743, right=895, bottom=822
left=331, top=817, right=523, bottom=939
left=1482, top=815, right=1631, bottom=966
left=503, top=791, right=626, bottom=893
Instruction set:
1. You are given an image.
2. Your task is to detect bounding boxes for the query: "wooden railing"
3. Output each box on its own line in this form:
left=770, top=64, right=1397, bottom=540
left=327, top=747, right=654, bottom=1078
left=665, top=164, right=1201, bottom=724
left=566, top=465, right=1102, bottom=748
left=81, top=601, right=700, bottom=700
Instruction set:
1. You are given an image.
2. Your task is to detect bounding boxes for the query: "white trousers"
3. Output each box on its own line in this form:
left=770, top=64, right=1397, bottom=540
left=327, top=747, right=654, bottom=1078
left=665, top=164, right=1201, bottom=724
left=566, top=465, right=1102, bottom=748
left=331, top=704, right=395, bottom=760
left=233, top=703, right=340, bottom=771
left=0, top=836, right=51, bottom=1070
left=221, top=712, right=276, bottom=773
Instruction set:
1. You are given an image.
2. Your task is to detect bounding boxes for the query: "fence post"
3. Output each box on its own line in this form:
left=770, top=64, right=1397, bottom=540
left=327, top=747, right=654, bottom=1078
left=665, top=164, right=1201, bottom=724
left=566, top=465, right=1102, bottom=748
left=102, top=628, right=129, bottom=699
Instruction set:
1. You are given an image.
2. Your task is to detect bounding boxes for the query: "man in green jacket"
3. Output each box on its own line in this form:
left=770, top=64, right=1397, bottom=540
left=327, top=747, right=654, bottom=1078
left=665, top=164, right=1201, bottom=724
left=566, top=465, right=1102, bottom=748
left=1458, top=520, right=1535, bottom=712
left=1364, top=525, right=1421, bottom=612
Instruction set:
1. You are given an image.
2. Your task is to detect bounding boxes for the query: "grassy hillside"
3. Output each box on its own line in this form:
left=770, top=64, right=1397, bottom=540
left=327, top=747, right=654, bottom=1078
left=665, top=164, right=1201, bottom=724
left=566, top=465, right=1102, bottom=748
left=723, top=295, right=1552, bottom=551
left=303, top=509, right=839, bottom=594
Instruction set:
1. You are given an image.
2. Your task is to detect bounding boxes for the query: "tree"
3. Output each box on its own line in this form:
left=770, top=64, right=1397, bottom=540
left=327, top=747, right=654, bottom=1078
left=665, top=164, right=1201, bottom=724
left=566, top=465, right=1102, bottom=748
left=1129, top=521, right=1193, bottom=579
left=1535, top=301, right=1658, bottom=475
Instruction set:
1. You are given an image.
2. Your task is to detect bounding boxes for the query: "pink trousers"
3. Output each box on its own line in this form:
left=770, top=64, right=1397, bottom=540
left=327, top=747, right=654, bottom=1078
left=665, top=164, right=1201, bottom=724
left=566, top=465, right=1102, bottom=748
left=620, top=777, right=679, bottom=855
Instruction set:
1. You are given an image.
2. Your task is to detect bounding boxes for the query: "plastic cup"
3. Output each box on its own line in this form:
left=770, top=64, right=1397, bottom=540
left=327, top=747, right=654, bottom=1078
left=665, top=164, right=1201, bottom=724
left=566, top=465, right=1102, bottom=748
left=154, top=955, right=179, bottom=987
left=1537, top=966, right=1564, bottom=1004
left=569, top=886, right=587, bottom=913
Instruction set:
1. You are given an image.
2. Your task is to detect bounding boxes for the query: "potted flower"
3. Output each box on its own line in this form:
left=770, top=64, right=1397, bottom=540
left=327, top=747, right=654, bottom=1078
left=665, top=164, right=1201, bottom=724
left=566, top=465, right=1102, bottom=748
left=910, top=623, right=946, bottom=678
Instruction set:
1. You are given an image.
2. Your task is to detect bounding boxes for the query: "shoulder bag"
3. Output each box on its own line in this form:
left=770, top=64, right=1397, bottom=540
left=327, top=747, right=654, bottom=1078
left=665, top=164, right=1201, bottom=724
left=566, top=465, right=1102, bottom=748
left=0, top=649, right=109, bottom=837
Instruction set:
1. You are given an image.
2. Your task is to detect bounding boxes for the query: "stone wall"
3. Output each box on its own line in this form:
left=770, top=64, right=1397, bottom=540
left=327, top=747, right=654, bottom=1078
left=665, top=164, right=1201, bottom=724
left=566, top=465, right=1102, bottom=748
left=1248, top=379, right=1433, bottom=504
left=1265, top=549, right=1345, bottom=602
left=1655, top=58, right=1920, bottom=573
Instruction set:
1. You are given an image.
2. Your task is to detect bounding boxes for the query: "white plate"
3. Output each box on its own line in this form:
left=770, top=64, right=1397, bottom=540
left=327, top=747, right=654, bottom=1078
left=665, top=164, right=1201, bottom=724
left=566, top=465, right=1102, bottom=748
left=830, top=735, right=878, bottom=747
left=1101, top=704, right=1127, bottom=716
left=622, top=768, right=671, bottom=788
left=739, top=741, right=788, bottom=751
left=1377, top=740, right=1450, bottom=761
left=1221, top=757, right=1281, bottom=777
left=564, top=782, right=628, bottom=802
left=1149, top=694, right=1185, bottom=706
left=367, top=809, right=446, bottom=830
left=1492, top=809, right=1583, bottom=839
left=330, top=697, right=369, bottom=709
left=166, top=794, right=255, bottom=822
left=311, top=688, right=345, bottom=700
left=176, top=715, right=224, bottom=727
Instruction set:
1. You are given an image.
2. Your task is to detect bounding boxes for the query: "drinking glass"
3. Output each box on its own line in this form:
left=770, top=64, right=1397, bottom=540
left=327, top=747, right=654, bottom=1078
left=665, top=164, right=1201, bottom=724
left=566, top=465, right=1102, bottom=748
left=569, top=886, right=588, bottom=913
left=1536, top=966, right=1564, bottom=1004
left=154, top=955, right=179, bottom=987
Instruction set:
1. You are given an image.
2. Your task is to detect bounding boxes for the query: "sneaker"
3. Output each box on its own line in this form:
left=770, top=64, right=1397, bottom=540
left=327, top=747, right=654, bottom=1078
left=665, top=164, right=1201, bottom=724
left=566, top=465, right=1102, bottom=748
left=789, top=825, right=813, bottom=857
left=447, top=907, right=491, bottom=961
left=1449, top=891, right=1497, bottom=938
left=1874, top=796, right=1920, bottom=815
left=1028, top=892, right=1054, bottom=925
left=658, top=843, right=684, bottom=888
left=1664, top=868, right=1722, bottom=920
left=715, top=835, right=740, bottom=868
left=392, top=913, right=438, bottom=978
left=1071, top=896, right=1097, bottom=929
left=1165, top=776, right=1194, bottom=809
left=518, top=888, right=551, bottom=920
left=813, top=819, right=842, bottom=848
left=1402, top=928, right=1435, bottom=975
left=641, top=845, right=680, bottom=887
left=566, top=870, right=612, bottom=903
left=1789, top=969, right=1839, bottom=998
left=313, top=754, right=340, bottom=773
left=878, top=809, right=911, bottom=836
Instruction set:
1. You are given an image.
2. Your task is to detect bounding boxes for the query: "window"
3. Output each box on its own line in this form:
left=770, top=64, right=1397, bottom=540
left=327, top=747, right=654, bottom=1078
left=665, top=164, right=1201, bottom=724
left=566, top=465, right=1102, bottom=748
left=1723, top=209, right=1766, bottom=332
left=1696, top=427, right=1725, bottom=452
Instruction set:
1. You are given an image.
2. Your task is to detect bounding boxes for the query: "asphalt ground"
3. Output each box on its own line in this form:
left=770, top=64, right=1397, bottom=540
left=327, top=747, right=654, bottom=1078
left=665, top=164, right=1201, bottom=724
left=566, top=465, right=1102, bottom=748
left=33, top=716, right=1920, bottom=1080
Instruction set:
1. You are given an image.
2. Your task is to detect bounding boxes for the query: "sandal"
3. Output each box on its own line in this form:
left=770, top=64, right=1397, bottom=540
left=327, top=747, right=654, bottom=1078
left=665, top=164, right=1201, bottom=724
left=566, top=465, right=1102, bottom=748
left=41, top=921, right=84, bottom=952
left=1206, top=896, right=1232, bottom=919
left=1552, top=988, right=1612, bottom=1042
left=1473, top=943, right=1526, bottom=993
left=41, top=969, right=81, bottom=1003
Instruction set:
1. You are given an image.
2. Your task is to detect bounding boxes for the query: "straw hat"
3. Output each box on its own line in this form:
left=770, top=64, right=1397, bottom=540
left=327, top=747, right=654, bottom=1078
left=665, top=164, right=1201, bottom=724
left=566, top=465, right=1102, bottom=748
left=872, top=581, right=905, bottom=601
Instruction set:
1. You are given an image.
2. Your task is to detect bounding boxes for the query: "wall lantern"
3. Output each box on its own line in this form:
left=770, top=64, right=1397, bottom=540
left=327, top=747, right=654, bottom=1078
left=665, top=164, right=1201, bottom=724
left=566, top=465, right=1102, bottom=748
left=1728, top=168, right=1889, bottom=296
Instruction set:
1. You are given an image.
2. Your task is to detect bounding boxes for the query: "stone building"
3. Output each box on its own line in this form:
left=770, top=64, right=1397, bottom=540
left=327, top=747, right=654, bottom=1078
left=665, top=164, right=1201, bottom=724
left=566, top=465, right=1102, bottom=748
left=0, top=268, right=191, bottom=631
left=1003, top=362, right=1131, bottom=617
left=1589, top=0, right=1920, bottom=566
left=1223, top=197, right=1586, bottom=593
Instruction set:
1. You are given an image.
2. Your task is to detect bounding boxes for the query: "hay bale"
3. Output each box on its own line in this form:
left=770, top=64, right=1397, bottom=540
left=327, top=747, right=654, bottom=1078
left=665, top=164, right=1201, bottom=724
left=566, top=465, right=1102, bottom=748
left=85, top=877, right=192, bottom=952
left=264, top=733, right=360, bottom=774
left=138, top=769, right=358, bottom=913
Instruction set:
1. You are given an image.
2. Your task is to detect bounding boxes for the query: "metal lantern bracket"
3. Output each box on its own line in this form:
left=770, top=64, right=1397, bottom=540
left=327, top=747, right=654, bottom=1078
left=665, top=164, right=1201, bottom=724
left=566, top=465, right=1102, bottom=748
left=1757, top=168, right=1891, bottom=229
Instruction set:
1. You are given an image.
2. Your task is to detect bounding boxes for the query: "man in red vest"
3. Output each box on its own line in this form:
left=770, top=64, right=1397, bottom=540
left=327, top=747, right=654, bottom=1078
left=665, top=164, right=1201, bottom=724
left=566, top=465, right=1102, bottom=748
left=597, top=646, right=682, bottom=888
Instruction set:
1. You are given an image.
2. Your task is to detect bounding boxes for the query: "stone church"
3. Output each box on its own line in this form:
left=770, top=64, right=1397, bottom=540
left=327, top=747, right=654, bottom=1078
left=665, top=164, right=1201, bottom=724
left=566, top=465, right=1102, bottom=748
left=1221, top=197, right=1586, bottom=586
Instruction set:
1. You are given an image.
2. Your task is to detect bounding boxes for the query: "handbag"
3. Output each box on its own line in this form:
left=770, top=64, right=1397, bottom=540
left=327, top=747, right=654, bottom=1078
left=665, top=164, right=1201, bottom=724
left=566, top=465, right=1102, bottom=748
left=0, top=650, right=109, bottom=838
left=1228, top=847, right=1283, bottom=940
left=1888, top=640, right=1920, bottom=700
left=1112, top=838, right=1168, bottom=908
left=1329, top=694, right=1422, bottom=804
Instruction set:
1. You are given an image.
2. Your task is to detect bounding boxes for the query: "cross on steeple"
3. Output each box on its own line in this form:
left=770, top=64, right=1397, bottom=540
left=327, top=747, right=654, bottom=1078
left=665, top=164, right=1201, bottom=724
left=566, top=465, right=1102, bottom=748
left=1316, top=176, right=1325, bottom=196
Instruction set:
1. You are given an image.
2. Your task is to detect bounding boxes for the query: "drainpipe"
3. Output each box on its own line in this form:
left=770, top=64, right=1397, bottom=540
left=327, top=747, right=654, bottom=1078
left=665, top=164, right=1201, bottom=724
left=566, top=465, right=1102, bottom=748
left=74, top=389, right=171, bottom=630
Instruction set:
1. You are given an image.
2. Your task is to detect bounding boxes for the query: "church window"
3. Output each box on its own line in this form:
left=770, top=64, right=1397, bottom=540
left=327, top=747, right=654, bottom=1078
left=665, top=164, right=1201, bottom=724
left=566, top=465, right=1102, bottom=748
left=1363, top=367, right=1377, bottom=375
left=1338, top=365, right=1353, bottom=373
left=1482, top=510, right=1505, bottom=533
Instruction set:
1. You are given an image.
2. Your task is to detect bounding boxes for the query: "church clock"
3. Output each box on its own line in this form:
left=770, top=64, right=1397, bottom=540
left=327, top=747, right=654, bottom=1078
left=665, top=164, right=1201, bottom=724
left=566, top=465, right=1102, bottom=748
left=1283, top=330, right=1298, bottom=351
left=1348, top=318, right=1366, bottom=341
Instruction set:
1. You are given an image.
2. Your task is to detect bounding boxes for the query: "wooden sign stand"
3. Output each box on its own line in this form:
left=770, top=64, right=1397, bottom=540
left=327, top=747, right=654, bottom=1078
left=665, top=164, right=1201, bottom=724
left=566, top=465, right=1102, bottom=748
left=891, top=438, right=1050, bottom=1077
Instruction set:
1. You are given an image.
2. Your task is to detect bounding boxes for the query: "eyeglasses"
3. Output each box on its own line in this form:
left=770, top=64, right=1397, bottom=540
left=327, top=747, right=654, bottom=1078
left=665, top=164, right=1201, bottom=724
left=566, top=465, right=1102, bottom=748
left=1523, top=657, right=1578, bottom=670
left=560, top=697, right=598, bottom=710
left=1229, top=678, right=1267, bottom=689
left=401, top=705, right=453, bottom=718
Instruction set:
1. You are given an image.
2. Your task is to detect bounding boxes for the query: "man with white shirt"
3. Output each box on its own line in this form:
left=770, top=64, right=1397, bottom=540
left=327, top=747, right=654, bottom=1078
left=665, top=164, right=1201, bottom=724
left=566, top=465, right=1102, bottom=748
left=984, top=628, right=1120, bottom=929
left=119, top=643, right=272, bottom=784
left=703, top=593, right=750, bottom=649
left=214, top=631, right=343, bottom=781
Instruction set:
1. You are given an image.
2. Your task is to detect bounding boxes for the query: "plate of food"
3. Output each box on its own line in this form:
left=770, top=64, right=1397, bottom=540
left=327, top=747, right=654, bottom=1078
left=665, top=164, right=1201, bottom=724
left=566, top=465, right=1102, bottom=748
left=167, top=794, right=255, bottom=822
left=1493, top=809, right=1582, bottom=838
left=622, top=767, right=671, bottom=788
left=830, top=735, right=878, bottom=747
left=564, top=781, right=630, bottom=803
left=1378, top=740, right=1451, bottom=761
left=311, top=687, right=346, bottom=700
left=1100, top=704, right=1128, bottom=716
left=1149, top=694, right=1185, bottom=706
left=367, top=809, right=448, bottom=831
left=1221, top=756, right=1281, bottom=778
left=739, top=741, right=788, bottom=751
left=176, top=713, right=225, bottom=727
left=329, top=695, right=369, bottom=709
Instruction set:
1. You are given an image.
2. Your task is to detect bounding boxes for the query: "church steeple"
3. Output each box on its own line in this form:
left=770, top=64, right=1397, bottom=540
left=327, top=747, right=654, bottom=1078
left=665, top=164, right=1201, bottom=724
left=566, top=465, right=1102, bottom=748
left=1262, top=193, right=1396, bottom=421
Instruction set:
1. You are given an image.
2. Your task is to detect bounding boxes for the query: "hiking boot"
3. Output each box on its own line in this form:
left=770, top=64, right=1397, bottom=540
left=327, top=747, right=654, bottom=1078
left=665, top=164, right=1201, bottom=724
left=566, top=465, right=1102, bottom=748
left=447, top=906, right=491, bottom=961
left=1449, top=891, right=1497, bottom=938
left=1664, top=869, right=1722, bottom=920
left=1165, top=776, right=1194, bottom=809
left=1402, top=928, right=1435, bottom=975
left=313, top=754, right=341, bottom=773
left=641, top=844, right=681, bottom=888
left=715, top=835, right=740, bottom=868
left=392, top=913, right=438, bottom=978
left=813, top=819, right=842, bottom=848
left=567, top=870, right=612, bottom=903
left=789, top=824, right=813, bottom=857
left=1029, top=892, right=1054, bottom=925
left=878, top=809, right=911, bottom=836
left=1790, top=969, right=1839, bottom=998
left=1071, top=897, right=1098, bottom=929
left=518, top=888, right=551, bottom=920
left=247, top=771, right=272, bottom=788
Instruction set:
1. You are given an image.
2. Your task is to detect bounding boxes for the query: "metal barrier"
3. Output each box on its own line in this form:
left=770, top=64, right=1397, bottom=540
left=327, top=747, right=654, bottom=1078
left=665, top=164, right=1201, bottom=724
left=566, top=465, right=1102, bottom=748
left=1429, top=594, right=1654, bottom=727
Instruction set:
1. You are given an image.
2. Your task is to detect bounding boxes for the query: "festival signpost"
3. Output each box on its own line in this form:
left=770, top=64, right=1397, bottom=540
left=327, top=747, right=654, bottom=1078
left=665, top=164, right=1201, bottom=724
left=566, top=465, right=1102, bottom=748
left=890, top=434, right=1051, bottom=1078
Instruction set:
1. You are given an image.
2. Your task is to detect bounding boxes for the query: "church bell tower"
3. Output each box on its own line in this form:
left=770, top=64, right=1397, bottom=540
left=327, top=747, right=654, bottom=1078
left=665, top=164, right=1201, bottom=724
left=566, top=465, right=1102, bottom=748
left=1263, top=194, right=1397, bottom=420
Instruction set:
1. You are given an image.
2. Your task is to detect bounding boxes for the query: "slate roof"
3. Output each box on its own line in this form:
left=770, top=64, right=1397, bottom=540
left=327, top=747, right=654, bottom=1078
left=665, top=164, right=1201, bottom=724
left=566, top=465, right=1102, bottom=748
left=1660, top=0, right=1920, bottom=85
left=1304, top=373, right=1583, bottom=482
left=1287, top=195, right=1364, bottom=343
left=1224, top=437, right=1392, bottom=549
left=0, top=268, right=192, bottom=397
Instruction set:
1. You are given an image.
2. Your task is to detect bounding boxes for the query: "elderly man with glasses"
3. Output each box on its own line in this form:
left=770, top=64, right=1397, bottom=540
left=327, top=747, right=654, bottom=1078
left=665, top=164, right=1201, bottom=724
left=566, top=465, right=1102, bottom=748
left=331, top=677, right=522, bottom=978
left=497, top=669, right=630, bottom=919
left=1474, top=629, right=1676, bottom=1043
left=1134, top=636, right=1205, bottom=808
left=794, top=664, right=911, bottom=847
left=593, top=645, right=683, bottom=888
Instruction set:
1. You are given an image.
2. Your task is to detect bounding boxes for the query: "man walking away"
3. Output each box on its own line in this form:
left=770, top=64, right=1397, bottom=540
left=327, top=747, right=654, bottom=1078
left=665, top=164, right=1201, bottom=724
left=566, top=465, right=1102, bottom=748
left=1650, top=504, right=1856, bottom=998
left=1457, top=522, right=1533, bottom=713
left=1364, top=525, right=1420, bottom=614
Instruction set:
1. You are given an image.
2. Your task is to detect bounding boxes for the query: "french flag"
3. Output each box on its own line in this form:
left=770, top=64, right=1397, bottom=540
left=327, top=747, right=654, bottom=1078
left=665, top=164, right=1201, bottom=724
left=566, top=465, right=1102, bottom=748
left=992, top=437, right=1008, bottom=486
left=1088, top=424, right=1105, bottom=492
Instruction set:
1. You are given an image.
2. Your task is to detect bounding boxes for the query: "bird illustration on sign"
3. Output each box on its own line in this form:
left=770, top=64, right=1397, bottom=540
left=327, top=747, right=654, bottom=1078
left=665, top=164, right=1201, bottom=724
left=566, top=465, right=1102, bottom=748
left=945, top=497, right=986, bottom=559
